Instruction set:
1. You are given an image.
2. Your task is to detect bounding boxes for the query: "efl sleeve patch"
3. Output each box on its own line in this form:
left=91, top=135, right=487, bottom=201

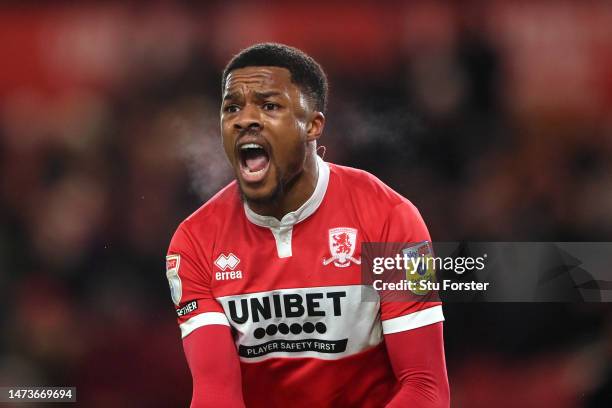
left=166, top=254, right=182, bottom=306
left=403, top=241, right=437, bottom=296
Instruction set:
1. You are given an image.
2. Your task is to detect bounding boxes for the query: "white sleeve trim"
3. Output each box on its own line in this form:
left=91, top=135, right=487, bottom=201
left=180, top=312, right=230, bottom=338
left=382, top=305, right=444, bottom=335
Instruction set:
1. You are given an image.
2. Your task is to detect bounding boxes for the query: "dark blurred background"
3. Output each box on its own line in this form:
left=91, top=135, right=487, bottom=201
left=1, top=1, right=611, bottom=407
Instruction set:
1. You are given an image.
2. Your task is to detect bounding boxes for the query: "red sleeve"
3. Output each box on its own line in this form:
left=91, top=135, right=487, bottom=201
left=168, top=223, right=245, bottom=406
left=378, top=201, right=444, bottom=334
left=166, top=222, right=228, bottom=338
left=183, top=326, right=245, bottom=408
left=384, top=322, right=450, bottom=407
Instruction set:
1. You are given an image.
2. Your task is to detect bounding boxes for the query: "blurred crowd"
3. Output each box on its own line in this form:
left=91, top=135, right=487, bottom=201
left=0, top=2, right=611, bottom=407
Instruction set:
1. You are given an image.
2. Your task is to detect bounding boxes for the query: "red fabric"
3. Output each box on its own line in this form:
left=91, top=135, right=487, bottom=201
left=183, top=326, right=245, bottom=408
left=184, top=323, right=449, bottom=408
left=170, top=162, right=446, bottom=406
left=385, top=322, right=450, bottom=407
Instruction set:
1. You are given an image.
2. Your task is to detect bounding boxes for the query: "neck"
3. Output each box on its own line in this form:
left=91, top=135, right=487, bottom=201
left=247, top=146, right=319, bottom=220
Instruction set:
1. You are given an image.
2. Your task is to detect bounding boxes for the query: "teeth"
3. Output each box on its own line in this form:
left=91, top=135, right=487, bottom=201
left=240, top=143, right=263, bottom=150
left=246, top=167, right=266, bottom=175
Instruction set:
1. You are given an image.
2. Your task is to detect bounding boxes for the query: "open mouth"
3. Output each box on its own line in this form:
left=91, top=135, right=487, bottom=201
left=238, top=143, right=271, bottom=183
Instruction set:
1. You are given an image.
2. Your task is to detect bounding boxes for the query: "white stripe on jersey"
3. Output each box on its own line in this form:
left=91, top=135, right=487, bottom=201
left=381, top=304, right=444, bottom=334
left=180, top=312, right=230, bottom=338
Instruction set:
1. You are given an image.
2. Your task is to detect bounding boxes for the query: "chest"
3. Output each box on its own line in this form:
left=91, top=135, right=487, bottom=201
left=210, top=215, right=369, bottom=297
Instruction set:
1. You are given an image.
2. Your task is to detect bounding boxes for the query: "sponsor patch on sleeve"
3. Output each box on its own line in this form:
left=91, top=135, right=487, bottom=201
left=166, top=254, right=182, bottom=306
left=403, top=241, right=437, bottom=295
left=176, top=300, right=198, bottom=317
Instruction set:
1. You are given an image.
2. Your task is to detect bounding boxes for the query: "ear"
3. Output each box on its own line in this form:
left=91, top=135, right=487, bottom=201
left=306, top=112, right=325, bottom=142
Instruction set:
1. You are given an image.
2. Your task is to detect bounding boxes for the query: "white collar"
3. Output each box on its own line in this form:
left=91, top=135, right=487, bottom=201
left=244, top=155, right=330, bottom=228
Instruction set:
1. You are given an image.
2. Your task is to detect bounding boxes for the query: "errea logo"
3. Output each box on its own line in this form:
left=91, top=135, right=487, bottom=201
left=214, top=253, right=243, bottom=281
left=214, top=253, right=240, bottom=270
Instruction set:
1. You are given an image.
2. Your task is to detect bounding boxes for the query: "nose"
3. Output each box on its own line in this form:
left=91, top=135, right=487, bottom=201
left=234, top=104, right=262, bottom=132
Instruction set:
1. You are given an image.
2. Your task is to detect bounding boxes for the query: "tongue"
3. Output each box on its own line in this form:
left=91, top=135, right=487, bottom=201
left=245, top=153, right=268, bottom=172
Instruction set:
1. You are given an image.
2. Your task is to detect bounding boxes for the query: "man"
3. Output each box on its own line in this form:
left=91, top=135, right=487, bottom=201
left=166, top=43, right=449, bottom=407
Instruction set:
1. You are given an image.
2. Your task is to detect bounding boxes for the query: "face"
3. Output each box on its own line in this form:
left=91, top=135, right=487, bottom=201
left=221, top=66, right=322, bottom=204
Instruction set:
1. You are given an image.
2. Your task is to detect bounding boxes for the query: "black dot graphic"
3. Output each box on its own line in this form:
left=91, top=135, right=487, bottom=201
left=254, top=328, right=266, bottom=339
left=266, top=324, right=278, bottom=336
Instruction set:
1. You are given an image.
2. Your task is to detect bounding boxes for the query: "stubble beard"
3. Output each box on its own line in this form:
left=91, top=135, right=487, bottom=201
left=237, top=163, right=304, bottom=211
left=237, top=168, right=284, bottom=207
left=236, top=141, right=309, bottom=212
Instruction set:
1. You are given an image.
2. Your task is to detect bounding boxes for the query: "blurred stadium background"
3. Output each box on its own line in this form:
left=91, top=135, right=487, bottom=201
left=1, top=1, right=611, bottom=407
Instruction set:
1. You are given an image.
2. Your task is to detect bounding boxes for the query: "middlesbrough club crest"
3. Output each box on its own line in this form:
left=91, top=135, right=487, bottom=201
left=323, top=227, right=361, bottom=267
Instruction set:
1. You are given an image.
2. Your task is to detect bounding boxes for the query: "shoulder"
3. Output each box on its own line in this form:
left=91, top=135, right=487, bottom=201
left=171, top=181, right=241, bottom=248
left=326, top=162, right=427, bottom=241
left=327, top=162, right=417, bottom=213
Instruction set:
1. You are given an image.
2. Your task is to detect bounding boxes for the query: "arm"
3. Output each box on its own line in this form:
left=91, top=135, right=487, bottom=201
left=377, top=201, right=449, bottom=406
left=183, top=326, right=245, bottom=408
left=384, top=322, right=450, bottom=407
left=166, top=223, right=245, bottom=407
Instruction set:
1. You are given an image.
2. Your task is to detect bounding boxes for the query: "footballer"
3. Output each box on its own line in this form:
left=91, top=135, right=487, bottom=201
left=166, top=43, right=450, bottom=407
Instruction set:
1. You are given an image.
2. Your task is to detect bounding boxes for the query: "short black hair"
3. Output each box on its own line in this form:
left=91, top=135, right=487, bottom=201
left=222, top=43, right=328, bottom=113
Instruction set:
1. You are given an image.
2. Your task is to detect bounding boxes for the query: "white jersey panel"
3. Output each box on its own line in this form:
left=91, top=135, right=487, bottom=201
left=217, top=285, right=382, bottom=362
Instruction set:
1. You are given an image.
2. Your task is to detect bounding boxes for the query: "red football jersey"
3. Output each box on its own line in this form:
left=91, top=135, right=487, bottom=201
left=166, top=156, right=444, bottom=407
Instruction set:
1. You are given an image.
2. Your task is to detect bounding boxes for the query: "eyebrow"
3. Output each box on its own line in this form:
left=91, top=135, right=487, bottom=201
left=223, top=92, right=241, bottom=102
left=253, top=91, right=282, bottom=99
left=223, top=90, right=283, bottom=102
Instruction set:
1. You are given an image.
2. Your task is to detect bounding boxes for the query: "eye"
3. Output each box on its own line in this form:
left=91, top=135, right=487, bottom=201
left=224, top=105, right=240, bottom=113
left=262, top=102, right=279, bottom=111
